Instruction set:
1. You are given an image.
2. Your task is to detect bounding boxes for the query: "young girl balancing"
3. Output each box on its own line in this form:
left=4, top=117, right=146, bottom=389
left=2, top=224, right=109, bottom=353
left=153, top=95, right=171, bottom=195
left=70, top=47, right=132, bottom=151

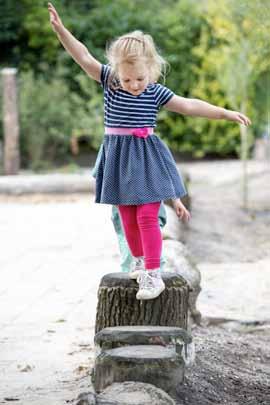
left=91, top=147, right=168, bottom=274
left=48, top=3, right=251, bottom=300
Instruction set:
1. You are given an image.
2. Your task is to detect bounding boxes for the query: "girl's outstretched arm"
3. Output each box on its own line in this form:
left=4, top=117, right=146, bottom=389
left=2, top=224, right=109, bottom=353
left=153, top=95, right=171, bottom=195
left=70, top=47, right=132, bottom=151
left=47, top=2, right=101, bottom=82
left=164, top=95, right=251, bottom=126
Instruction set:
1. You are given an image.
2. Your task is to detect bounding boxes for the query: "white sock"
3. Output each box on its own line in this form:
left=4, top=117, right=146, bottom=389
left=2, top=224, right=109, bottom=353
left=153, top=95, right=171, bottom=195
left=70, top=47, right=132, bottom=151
left=148, top=268, right=160, bottom=276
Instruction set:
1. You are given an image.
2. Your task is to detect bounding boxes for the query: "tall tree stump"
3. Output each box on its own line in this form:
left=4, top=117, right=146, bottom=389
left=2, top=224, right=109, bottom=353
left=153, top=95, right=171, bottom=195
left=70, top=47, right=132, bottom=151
left=95, top=273, right=190, bottom=334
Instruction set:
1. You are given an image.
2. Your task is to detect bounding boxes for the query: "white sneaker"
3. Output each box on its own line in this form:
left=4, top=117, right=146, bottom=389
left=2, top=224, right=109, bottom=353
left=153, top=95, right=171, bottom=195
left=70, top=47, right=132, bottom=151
left=136, top=269, right=165, bottom=300
left=129, top=256, right=145, bottom=280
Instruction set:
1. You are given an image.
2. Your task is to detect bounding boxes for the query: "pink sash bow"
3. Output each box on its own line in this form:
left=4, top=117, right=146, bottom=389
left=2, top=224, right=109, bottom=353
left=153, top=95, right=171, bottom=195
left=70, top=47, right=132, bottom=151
left=105, top=127, right=154, bottom=138
left=131, top=127, right=150, bottom=138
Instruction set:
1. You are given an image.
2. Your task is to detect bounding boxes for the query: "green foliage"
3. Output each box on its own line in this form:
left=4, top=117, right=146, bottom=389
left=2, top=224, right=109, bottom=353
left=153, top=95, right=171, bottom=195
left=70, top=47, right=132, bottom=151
left=153, top=0, right=242, bottom=158
left=0, top=0, right=269, bottom=166
left=19, top=69, right=72, bottom=169
left=70, top=71, right=104, bottom=150
left=18, top=66, right=103, bottom=170
left=0, top=0, right=23, bottom=42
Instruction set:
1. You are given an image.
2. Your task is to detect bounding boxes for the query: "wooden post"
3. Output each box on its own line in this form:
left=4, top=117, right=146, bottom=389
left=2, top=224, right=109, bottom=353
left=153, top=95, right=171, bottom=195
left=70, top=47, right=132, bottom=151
left=240, top=123, right=248, bottom=210
left=1, top=68, right=20, bottom=175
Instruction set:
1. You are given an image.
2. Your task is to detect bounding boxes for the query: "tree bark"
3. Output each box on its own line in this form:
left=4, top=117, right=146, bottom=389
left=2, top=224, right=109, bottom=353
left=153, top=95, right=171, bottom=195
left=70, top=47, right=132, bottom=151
left=95, top=273, right=190, bottom=334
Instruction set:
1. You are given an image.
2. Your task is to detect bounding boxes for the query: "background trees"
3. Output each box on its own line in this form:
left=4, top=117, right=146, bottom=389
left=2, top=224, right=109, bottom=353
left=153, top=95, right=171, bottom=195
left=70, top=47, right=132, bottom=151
left=0, top=0, right=269, bottom=169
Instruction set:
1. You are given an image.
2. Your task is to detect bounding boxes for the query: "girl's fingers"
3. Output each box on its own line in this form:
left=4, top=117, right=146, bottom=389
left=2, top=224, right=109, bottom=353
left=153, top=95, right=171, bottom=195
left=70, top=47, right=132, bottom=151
left=48, top=8, right=57, bottom=20
left=48, top=2, right=56, bottom=11
left=239, top=117, right=246, bottom=125
left=178, top=208, right=191, bottom=222
left=243, top=115, right=251, bottom=126
left=236, top=117, right=245, bottom=126
left=49, top=8, right=58, bottom=19
left=229, top=111, right=251, bottom=126
left=239, top=114, right=247, bottom=125
left=48, top=3, right=60, bottom=20
left=48, top=3, right=55, bottom=12
left=238, top=113, right=251, bottom=126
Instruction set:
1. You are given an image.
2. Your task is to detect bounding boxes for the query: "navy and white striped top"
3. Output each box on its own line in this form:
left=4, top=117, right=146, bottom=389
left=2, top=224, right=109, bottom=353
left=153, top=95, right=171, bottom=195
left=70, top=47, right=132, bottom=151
left=100, top=64, right=175, bottom=128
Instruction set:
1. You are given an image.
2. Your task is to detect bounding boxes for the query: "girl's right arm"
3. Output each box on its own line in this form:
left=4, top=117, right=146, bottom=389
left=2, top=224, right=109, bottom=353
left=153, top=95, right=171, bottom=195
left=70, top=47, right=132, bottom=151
left=48, top=2, right=101, bottom=82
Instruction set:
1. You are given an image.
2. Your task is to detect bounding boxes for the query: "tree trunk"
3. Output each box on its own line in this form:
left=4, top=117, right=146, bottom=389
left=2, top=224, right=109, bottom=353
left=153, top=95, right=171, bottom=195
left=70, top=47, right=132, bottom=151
left=95, top=272, right=190, bottom=334
left=1, top=68, right=20, bottom=175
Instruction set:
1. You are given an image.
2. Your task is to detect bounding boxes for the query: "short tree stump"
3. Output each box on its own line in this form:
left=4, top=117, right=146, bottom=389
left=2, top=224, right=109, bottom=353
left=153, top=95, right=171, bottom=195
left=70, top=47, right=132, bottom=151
left=93, top=344, right=184, bottom=396
left=94, top=325, right=192, bottom=355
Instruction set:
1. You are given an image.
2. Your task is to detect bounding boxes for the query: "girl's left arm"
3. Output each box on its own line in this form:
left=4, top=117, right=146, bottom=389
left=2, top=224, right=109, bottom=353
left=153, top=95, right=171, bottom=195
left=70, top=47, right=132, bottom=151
left=171, top=198, right=191, bottom=222
left=164, top=95, right=251, bottom=126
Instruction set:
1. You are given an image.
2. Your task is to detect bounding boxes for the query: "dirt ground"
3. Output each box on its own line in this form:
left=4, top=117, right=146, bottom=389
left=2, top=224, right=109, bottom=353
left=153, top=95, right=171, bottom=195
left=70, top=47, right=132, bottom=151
left=174, top=163, right=270, bottom=405
left=175, top=323, right=270, bottom=405
left=181, top=166, right=270, bottom=263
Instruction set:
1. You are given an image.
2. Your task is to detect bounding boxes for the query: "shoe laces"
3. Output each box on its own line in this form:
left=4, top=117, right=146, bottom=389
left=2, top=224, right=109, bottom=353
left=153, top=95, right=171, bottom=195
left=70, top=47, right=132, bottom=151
left=131, top=257, right=144, bottom=271
left=137, top=271, right=155, bottom=290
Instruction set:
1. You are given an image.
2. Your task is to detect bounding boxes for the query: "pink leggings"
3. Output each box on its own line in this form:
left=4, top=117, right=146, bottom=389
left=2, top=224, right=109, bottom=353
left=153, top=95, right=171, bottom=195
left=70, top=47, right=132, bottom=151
left=118, top=202, right=162, bottom=270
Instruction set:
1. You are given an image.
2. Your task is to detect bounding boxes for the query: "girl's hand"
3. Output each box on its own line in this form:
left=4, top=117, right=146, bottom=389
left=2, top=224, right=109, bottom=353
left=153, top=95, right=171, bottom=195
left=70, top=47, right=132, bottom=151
left=48, top=2, right=64, bottom=34
left=223, top=110, right=251, bottom=126
left=172, top=199, right=191, bottom=222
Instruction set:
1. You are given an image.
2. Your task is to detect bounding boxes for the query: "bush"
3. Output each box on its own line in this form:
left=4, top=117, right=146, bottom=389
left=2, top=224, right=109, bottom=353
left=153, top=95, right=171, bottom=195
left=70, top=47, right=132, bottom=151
left=18, top=67, right=103, bottom=170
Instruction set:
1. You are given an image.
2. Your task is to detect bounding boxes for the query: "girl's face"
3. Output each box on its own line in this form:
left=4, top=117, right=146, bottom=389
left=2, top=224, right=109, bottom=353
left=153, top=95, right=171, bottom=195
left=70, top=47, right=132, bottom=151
left=118, top=62, right=150, bottom=96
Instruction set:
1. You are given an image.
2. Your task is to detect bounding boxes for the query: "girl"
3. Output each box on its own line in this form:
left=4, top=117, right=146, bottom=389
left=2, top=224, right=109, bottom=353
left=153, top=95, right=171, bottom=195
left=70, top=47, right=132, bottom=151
left=91, top=143, right=168, bottom=274
left=48, top=3, right=251, bottom=300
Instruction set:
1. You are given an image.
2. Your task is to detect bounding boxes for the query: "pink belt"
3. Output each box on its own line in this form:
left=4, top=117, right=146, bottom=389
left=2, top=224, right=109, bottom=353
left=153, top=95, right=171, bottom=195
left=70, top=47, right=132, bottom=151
left=105, top=127, right=154, bottom=139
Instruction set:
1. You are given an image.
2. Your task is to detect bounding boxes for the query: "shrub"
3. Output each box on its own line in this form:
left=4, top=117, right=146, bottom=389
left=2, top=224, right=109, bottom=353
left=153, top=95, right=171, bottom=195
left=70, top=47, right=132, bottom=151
left=18, top=67, right=103, bottom=170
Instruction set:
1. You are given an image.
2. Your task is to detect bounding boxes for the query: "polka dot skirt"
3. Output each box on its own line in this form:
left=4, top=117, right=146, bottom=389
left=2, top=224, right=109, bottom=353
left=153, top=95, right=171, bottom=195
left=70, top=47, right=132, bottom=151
left=95, top=133, right=187, bottom=205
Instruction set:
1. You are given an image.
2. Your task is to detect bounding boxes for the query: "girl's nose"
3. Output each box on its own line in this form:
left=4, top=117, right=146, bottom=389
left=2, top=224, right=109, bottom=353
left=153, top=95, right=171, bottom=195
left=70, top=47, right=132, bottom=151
left=131, top=82, right=139, bottom=90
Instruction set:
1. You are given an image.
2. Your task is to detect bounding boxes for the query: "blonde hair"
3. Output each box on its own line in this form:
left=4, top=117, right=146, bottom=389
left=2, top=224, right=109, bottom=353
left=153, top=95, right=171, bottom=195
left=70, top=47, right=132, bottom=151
left=105, top=30, right=170, bottom=89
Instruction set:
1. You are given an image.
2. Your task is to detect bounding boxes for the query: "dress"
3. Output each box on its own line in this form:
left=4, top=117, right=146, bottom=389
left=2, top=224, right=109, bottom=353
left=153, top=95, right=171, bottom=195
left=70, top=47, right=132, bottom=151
left=94, top=64, right=187, bottom=205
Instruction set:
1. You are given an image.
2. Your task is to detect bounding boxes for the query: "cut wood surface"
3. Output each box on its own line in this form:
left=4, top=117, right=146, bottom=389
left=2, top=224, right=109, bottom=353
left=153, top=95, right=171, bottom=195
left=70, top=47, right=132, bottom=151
left=94, top=325, right=192, bottom=351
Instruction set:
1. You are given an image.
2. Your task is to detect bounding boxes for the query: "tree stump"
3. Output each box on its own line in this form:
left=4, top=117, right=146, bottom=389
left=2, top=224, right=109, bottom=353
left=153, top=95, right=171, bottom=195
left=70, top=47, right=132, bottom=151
left=94, top=325, right=192, bottom=354
left=76, top=382, right=176, bottom=405
left=93, top=345, right=184, bottom=396
left=92, top=326, right=194, bottom=397
left=98, top=382, right=176, bottom=405
left=95, top=273, right=190, bottom=334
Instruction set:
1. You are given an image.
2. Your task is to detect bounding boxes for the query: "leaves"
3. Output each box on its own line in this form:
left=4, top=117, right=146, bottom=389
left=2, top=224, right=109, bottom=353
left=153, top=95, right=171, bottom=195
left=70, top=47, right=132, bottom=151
left=1, top=0, right=269, bottom=162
